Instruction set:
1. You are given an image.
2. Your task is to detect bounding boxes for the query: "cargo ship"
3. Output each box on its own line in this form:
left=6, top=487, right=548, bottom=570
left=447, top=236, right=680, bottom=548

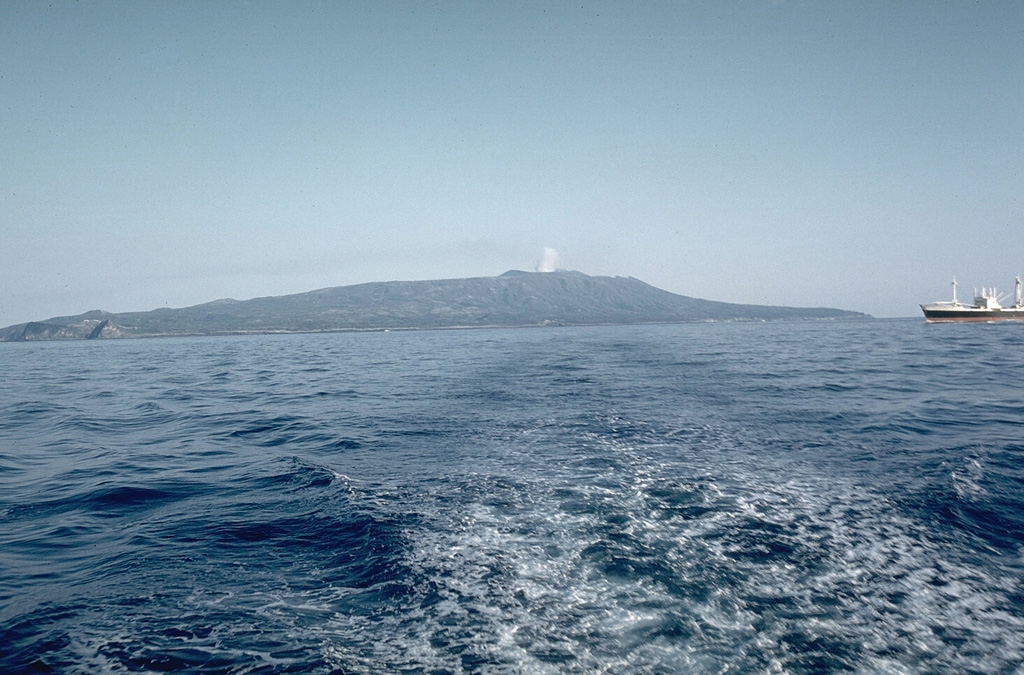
left=921, top=277, right=1024, bottom=322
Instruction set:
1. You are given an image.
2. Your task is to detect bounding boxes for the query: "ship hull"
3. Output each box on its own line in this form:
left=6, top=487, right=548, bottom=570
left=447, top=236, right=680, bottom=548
left=921, top=307, right=1024, bottom=322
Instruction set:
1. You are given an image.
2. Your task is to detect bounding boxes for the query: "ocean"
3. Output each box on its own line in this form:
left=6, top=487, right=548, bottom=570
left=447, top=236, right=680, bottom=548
left=1, top=320, right=1022, bottom=673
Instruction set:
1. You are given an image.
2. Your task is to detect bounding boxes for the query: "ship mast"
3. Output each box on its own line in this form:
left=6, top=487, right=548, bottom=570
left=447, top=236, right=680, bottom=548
left=1016, top=275, right=1022, bottom=308
left=951, top=277, right=958, bottom=305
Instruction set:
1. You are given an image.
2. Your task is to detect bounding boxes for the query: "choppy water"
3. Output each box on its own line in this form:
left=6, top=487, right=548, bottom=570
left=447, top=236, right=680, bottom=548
left=1, top=320, right=1023, bottom=673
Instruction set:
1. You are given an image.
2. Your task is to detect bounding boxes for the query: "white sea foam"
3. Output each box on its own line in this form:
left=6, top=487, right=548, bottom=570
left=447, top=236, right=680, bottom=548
left=314, top=426, right=1024, bottom=673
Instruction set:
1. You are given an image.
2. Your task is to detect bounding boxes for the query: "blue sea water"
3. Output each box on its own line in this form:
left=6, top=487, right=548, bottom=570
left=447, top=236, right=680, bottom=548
left=1, top=320, right=1023, bottom=673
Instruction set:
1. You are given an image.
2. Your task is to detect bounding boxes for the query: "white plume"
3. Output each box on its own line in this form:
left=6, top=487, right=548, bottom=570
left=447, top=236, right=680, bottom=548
left=537, top=247, right=559, bottom=273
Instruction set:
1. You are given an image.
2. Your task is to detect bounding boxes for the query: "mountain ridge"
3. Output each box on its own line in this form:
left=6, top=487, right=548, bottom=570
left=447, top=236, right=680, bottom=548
left=0, top=270, right=869, bottom=341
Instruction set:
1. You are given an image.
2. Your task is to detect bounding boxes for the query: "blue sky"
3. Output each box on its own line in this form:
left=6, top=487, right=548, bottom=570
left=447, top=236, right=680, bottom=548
left=3, top=1, right=1023, bottom=323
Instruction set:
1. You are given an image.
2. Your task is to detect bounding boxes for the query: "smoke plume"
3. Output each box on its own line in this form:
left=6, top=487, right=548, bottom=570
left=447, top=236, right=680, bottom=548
left=537, top=247, right=559, bottom=273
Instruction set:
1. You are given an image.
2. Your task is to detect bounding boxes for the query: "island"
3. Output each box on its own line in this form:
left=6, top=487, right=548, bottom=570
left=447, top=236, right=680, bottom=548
left=0, top=270, right=868, bottom=341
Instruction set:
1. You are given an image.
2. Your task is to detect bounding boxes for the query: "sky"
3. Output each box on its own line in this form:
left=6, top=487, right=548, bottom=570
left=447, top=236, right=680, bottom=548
left=3, top=1, right=1023, bottom=324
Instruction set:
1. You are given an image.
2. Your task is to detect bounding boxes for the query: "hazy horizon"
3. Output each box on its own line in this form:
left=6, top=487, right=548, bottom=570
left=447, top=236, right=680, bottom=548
left=4, top=1, right=1023, bottom=324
